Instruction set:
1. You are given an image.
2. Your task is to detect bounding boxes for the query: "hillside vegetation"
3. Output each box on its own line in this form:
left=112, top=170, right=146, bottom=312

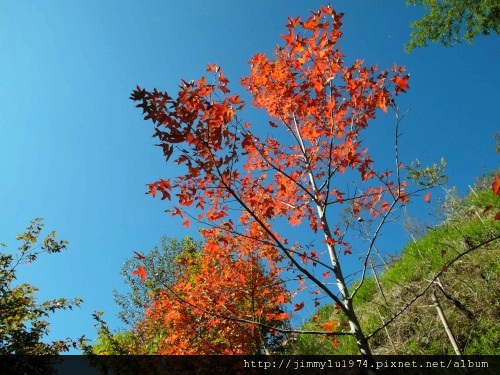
left=290, top=175, right=500, bottom=355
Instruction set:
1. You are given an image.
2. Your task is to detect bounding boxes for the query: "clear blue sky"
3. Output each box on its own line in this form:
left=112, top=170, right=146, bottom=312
left=1, top=1, right=498, bottom=352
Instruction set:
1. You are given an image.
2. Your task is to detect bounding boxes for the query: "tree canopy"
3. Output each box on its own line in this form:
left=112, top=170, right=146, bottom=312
left=406, top=0, right=500, bottom=51
left=91, top=236, right=199, bottom=354
left=92, top=235, right=290, bottom=354
left=0, top=218, right=83, bottom=355
left=130, top=3, right=418, bottom=361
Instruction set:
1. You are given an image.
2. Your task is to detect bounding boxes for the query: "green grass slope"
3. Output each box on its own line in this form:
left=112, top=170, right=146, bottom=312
left=290, top=176, right=500, bottom=355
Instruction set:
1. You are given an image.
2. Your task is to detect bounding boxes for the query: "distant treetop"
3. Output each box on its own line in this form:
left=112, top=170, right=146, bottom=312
left=406, top=0, right=500, bottom=52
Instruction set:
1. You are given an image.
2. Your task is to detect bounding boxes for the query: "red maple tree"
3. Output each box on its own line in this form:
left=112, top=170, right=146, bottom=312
left=143, top=226, right=291, bottom=354
left=131, top=4, right=414, bottom=358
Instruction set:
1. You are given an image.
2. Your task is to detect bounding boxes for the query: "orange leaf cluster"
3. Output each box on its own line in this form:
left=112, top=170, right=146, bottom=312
left=130, top=4, right=409, bottom=237
left=141, top=229, right=291, bottom=354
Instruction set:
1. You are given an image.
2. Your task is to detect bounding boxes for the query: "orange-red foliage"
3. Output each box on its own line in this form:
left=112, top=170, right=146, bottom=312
left=142, top=226, right=290, bottom=354
left=131, top=3, right=411, bottom=353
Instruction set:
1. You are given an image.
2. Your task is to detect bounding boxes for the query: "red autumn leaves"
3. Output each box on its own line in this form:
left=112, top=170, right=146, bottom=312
left=424, top=191, right=431, bottom=203
left=492, top=175, right=500, bottom=196
left=491, top=175, right=500, bottom=220
left=132, top=265, right=146, bottom=281
left=130, top=3, right=414, bottom=353
left=133, top=230, right=291, bottom=354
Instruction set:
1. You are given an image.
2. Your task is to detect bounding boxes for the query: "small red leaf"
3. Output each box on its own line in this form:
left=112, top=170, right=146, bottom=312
left=392, top=74, right=410, bottom=94
left=323, top=272, right=331, bottom=278
left=492, top=175, right=500, bottom=195
left=207, top=63, right=219, bottom=72
left=424, top=192, right=431, bottom=203
left=285, top=16, right=300, bottom=29
left=293, top=302, right=305, bottom=312
left=171, top=207, right=184, bottom=217
left=381, top=201, right=389, bottom=211
left=148, top=184, right=156, bottom=198
left=495, top=212, right=500, bottom=221
left=134, top=251, right=145, bottom=261
left=440, top=249, right=447, bottom=257
left=280, top=28, right=294, bottom=46
left=132, top=266, right=146, bottom=281
left=483, top=205, right=493, bottom=214
left=182, top=218, right=191, bottom=228
left=344, top=247, right=352, bottom=255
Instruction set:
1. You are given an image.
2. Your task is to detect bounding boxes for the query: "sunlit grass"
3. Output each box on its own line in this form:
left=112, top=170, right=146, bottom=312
left=289, top=176, right=499, bottom=354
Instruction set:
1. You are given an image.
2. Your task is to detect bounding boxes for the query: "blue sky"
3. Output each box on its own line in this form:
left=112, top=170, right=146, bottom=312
left=1, top=1, right=498, bottom=352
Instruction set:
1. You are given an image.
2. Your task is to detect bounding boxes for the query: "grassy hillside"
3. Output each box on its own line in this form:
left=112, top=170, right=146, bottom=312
left=289, top=176, right=500, bottom=355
